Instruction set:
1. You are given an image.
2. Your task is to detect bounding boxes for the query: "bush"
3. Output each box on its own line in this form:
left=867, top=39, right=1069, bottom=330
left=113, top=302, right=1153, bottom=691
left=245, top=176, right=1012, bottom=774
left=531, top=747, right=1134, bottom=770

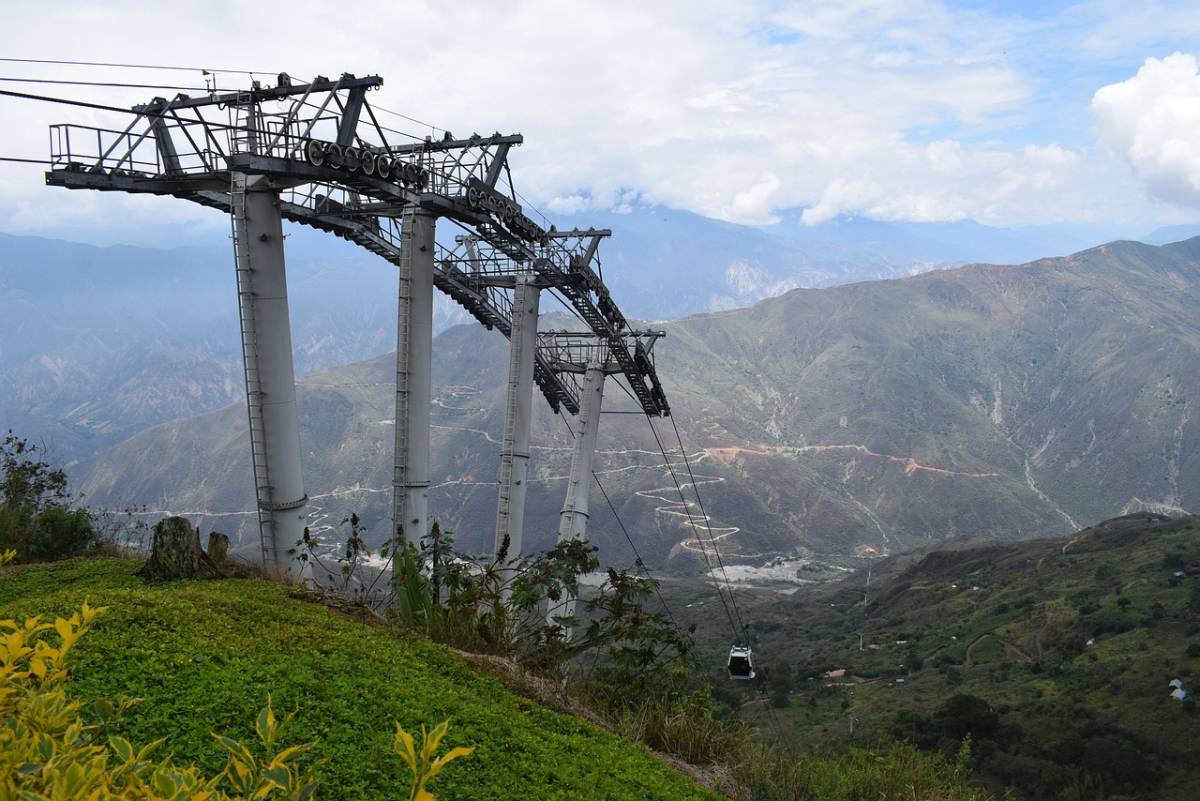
left=933, top=694, right=1001, bottom=741
left=0, top=431, right=98, bottom=562
left=610, top=691, right=746, bottom=766
left=736, top=739, right=988, bottom=801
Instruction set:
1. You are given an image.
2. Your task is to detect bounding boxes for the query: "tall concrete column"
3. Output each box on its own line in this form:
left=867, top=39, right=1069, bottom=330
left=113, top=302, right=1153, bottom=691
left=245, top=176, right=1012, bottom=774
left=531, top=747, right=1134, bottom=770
left=549, top=361, right=605, bottom=630
left=494, top=272, right=541, bottom=564
left=231, top=174, right=308, bottom=580
left=393, top=207, right=435, bottom=566
left=558, top=362, right=606, bottom=542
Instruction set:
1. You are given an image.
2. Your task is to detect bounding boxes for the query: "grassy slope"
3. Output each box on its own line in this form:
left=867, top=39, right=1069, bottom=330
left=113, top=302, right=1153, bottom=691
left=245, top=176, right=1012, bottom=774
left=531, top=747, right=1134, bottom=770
left=0, top=558, right=716, bottom=801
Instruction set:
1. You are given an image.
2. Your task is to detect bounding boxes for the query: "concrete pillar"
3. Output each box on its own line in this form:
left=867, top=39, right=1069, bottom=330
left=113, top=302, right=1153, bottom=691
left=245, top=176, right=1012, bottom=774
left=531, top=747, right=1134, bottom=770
left=494, top=272, right=541, bottom=564
left=548, top=362, right=605, bottom=631
left=393, top=207, right=435, bottom=564
left=558, top=362, right=606, bottom=543
left=231, top=175, right=308, bottom=580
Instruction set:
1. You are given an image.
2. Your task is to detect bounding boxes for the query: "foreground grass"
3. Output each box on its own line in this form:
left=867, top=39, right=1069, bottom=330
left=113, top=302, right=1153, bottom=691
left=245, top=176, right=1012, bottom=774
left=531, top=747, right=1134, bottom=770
left=0, top=558, right=717, bottom=801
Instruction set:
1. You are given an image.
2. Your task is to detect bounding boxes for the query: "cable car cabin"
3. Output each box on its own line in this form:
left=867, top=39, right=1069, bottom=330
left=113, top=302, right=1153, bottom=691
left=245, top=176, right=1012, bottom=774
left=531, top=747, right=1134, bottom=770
left=727, top=646, right=755, bottom=680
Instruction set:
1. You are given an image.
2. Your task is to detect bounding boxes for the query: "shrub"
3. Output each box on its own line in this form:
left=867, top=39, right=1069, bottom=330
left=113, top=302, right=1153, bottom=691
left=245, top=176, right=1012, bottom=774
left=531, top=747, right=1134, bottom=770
left=608, top=691, right=746, bottom=766
left=0, top=431, right=98, bottom=562
left=735, top=739, right=988, bottom=801
left=381, top=526, right=694, bottom=695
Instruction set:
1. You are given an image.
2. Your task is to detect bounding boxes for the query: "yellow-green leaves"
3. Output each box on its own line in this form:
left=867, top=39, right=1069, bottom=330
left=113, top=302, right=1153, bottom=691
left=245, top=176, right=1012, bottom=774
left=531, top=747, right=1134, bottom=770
left=1, top=603, right=320, bottom=801
left=1, top=588, right=482, bottom=801
left=394, top=719, right=475, bottom=801
left=212, top=695, right=320, bottom=801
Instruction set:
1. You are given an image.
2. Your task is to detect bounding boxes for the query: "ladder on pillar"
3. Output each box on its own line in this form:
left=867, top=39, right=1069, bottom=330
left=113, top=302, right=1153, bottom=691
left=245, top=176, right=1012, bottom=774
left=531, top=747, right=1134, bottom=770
left=230, top=173, right=275, bottom=566
left=392, top=213, right=413, bottom=540
left=230, top=93, right=258, bottom=155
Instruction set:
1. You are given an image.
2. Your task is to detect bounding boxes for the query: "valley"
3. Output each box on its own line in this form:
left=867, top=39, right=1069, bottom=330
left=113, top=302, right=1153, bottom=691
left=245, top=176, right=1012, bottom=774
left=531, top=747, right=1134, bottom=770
left=667, top=514, right=1200, bottom=800
left=72, top=237, right=1200, bottom=568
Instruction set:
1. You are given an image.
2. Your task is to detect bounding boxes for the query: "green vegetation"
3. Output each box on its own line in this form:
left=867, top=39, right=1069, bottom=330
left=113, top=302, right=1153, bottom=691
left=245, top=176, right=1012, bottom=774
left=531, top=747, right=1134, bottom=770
left=682, top=514, right=1200, bottom=800
left=735, top=740, right=982, bottom=801
left=0, top=431, right=99, bottom=562
left=0, top=557, right=716, bottom=801
left=0, top=589, right=322, bottom=800
left=80, top=237, right=1200, bottom=566
left=0, top=552, right=998, bottom=800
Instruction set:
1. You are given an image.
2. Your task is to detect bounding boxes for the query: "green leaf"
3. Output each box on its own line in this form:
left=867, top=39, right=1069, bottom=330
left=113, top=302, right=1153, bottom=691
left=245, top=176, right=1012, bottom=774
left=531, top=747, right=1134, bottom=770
left=109, top=736, right=134, bottom=763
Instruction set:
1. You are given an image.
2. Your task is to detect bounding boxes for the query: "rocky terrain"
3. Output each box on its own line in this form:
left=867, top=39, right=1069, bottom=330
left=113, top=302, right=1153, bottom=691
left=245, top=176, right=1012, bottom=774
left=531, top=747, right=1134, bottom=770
left=75, top=238, right=1200, bottom=567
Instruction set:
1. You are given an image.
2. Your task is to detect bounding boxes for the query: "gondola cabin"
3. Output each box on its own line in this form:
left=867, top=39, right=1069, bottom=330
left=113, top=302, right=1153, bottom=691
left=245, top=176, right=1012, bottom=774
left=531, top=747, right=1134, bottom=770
left=727, top=646, right=755, bottom=680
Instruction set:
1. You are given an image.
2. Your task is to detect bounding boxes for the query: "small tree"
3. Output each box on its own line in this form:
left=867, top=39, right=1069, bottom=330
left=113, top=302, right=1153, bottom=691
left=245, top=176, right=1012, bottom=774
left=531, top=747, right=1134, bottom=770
left=0, top=431, right=96, bottom=562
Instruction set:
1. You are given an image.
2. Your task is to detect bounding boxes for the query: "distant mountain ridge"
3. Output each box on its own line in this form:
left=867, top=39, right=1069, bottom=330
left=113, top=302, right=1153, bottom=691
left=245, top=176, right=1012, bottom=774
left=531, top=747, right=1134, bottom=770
left=76, top=237, right=1200, bottom=567
left=4, top=211, right=1113, bottom=462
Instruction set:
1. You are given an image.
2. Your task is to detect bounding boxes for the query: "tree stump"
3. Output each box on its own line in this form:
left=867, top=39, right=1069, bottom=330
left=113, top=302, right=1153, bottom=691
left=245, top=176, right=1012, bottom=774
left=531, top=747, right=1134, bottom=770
left=139, top=516, right=203, bottom=581
left=207, top=531, right=230, bottom=564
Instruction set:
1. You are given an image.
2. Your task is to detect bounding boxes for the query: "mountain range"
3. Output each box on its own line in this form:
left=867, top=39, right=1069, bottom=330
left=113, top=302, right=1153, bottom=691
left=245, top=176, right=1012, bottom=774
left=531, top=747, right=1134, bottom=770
left=4, top=206, right=1174, bottom=466
left=71, top=236, right=1200, bottom=568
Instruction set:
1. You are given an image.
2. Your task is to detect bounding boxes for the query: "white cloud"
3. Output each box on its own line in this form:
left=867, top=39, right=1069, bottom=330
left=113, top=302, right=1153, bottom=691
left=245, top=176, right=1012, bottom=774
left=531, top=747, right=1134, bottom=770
left=0, top=1, right=1193, bottom=239
left=1093, top=53, right=1200, bottom=207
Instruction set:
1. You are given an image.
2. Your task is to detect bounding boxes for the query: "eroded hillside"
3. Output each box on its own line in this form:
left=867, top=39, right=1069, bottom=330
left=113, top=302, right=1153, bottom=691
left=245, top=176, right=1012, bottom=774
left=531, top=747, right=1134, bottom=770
left=79, top=238, right=1200, bottom=565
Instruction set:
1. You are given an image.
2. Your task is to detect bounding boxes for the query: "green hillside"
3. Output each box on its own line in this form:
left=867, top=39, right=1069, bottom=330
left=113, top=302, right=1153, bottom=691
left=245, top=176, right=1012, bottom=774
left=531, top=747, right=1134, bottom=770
left=686, top=514, right=1200, bottom=800
left=80, top=238, right=1200, bottom=569
left=0, top=557, right=716, bottom=801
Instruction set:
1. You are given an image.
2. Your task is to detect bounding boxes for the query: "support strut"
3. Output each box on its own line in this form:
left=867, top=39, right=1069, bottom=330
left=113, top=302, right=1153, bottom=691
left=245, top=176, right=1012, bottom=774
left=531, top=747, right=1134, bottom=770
left=549, top=362, right=605, bottom=631
left=392, top=207, right=435, bottom=565
left=558, top=362, right=606, bottom=542
left=231, top=174, right=308, bottom=579
left=494, top=272, right=541, bottom=565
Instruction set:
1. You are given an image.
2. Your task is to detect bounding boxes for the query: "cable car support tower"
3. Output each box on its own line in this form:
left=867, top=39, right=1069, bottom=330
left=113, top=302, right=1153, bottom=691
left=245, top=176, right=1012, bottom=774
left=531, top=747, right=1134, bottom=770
left=39, top=72, right=670, bottom=584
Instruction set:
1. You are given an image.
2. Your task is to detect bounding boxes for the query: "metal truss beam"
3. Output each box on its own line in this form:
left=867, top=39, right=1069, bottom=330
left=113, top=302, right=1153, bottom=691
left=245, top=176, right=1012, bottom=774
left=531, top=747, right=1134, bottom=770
left=134, top=74, right=383, bottom=113
left=41, top=71, right=674, bottom=577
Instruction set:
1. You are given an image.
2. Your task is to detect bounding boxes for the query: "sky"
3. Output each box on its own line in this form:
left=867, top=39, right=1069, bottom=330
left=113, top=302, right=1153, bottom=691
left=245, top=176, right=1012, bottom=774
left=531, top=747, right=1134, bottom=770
left=1, top=0, right=1199, bottom=242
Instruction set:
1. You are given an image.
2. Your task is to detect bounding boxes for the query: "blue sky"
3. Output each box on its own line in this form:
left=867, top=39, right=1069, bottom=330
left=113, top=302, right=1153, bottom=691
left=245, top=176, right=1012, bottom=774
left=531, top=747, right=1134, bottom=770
left=0, top=1, right=1198, bottom=239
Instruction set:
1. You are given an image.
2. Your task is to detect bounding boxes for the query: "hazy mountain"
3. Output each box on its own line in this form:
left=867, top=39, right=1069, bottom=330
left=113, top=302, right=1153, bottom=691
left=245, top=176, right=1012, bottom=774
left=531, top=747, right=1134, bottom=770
left=6, top=211, right=1113, bottom=463
left=548, top=207, right=925, bottom=317
left=0, top=231, right=432, bottom=461
left=77, top=238, right=1200, bottom=568
left=764, top=215, right=1111, bottom=265
left=1143, top=224, right=1200, bottom=246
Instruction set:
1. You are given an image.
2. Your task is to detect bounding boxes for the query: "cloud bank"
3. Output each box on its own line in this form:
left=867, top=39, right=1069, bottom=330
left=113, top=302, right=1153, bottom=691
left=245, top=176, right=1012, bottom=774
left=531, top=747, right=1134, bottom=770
left=1093, top=53, right=1200, bottom=207
left=0, top=1, right=1196, bottom=239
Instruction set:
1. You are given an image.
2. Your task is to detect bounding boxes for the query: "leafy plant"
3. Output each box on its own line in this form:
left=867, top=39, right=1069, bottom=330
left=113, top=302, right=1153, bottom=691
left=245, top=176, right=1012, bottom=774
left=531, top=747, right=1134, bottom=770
left=389, top=527, right=601, bottom=666
left=297, top=513, right=386, bottom=604
left=393, top=720, right=474, bottom=801
left=0, top=431, right=98, bottom=562
left=212, top=694, right=322, bottom=800
left=574, top=567, right=696, bottom=696
left=0, top=598, right=324, bottom=800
